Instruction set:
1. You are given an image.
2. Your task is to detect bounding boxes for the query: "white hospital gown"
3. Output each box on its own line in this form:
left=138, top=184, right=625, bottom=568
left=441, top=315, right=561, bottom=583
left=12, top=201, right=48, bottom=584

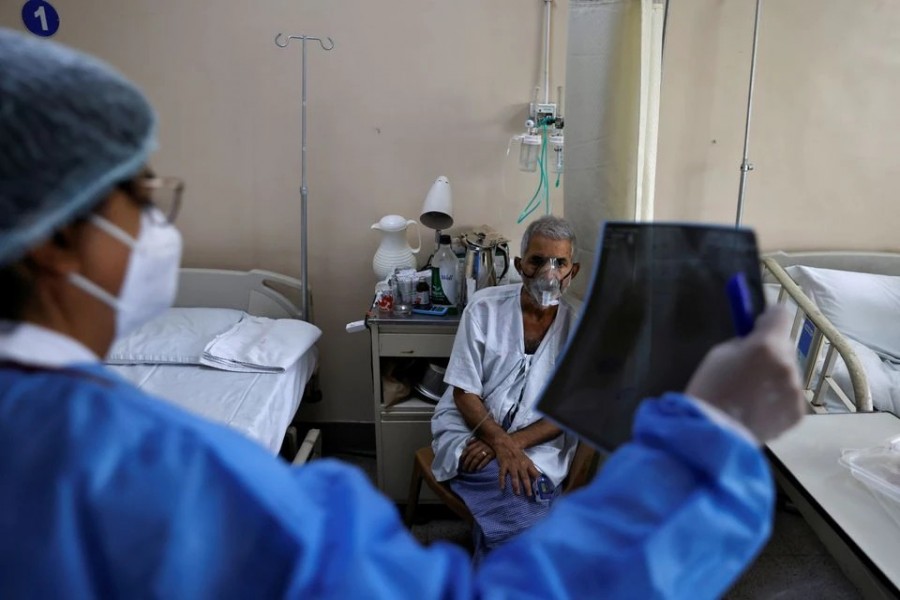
left=431, top=284, right=579, bottom=486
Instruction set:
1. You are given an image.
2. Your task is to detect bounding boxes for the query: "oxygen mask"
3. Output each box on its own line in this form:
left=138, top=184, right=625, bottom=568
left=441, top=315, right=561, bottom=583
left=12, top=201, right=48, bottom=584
left=524, top=257, right=565, bottom=308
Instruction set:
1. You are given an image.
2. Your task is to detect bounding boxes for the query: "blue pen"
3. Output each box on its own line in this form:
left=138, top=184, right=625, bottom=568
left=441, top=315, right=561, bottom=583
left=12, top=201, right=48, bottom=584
left=726, top=272, right=755, bottom=337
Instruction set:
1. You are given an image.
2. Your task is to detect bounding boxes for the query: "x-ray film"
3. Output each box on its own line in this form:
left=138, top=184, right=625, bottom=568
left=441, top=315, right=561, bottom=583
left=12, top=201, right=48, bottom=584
left=538, top=222, right=765, bottom=452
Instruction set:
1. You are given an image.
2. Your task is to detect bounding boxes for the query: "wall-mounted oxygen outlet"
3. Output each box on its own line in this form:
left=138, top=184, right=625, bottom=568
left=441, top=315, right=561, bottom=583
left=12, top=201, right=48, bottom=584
left=531, top=102, right=557, bottom=123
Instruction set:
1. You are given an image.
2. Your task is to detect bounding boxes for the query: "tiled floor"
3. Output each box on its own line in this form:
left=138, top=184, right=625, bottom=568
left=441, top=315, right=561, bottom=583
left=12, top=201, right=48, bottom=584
left=331, top=453, right=863, bottom=598
left=408, top=506, right=472, bottom=549
left=726, top=507, right=861, bottom=599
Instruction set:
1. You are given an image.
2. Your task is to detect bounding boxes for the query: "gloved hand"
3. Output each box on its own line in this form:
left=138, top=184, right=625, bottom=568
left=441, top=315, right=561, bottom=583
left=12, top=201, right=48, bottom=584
left=686, top=304, right=805, bottom=442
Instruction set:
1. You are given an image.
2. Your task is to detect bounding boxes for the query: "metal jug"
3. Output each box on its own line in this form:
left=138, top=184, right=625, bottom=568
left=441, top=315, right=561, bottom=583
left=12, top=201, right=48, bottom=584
left=461, top=233, right=510, bottom=305
left=494, top=241, right=511, bottom=284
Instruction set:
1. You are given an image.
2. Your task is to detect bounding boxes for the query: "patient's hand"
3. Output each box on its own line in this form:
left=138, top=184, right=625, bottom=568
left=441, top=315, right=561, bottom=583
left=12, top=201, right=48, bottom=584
left=460, top=438, right=494, bottom=472
left=686, top=304, right=805, bottom=442
left=488, top=434, right=541, bottom=496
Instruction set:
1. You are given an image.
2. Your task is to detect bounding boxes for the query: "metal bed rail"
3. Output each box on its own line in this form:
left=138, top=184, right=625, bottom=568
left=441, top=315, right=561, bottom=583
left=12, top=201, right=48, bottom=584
left=761, top=257, right=872, bottom=413
left=290, top=428, right=323, bottom=466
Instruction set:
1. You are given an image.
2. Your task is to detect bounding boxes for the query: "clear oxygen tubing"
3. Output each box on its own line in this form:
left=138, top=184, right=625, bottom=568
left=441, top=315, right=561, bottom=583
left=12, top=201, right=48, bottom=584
left=517, top=123, right=551, bottom=224
left=516, top=125, right=549, bottom=224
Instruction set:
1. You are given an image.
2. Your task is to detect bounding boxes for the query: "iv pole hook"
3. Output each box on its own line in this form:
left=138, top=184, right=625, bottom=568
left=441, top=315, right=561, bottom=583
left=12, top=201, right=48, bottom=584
left=274, top=34, right=335, bottom=51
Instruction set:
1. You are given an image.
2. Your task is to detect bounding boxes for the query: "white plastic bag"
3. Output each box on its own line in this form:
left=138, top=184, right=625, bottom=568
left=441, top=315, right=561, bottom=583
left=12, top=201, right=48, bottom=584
left=839, top=435, right=900, bottom=528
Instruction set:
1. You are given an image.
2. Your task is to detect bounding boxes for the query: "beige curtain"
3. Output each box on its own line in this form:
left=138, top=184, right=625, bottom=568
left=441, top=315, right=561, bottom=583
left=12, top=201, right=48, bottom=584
left=563, top=0, right=663, bottom=301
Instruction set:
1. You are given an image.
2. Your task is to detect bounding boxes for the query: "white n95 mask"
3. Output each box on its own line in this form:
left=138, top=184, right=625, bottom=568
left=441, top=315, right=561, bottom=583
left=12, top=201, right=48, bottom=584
left=68, top=208, right=183, bottom=339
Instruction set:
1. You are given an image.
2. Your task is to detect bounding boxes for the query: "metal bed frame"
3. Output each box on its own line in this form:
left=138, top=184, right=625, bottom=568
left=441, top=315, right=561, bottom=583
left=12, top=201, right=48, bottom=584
left=761, top=251, right=900, bottom=414
left=174, top=268, right=322, bottom=463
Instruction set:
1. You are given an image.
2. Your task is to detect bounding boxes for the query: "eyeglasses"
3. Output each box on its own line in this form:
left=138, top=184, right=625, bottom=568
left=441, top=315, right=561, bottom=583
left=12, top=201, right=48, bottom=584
left=141, top=176, right=184, bottom=224
left=120, top=175, right=185, bottom=224
left=519, top=255, right=573, bottom=279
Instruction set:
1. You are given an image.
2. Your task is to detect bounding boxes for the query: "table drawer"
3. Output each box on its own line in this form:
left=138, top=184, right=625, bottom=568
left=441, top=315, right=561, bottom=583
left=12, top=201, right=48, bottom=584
left=379, top=333, right=455, bottom=357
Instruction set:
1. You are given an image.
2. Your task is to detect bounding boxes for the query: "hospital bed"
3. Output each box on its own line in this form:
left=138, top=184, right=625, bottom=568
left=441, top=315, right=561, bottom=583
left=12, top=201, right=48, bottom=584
left=106, top=268, right=322, bottom=464
left=761, top=251, right=900, bottom=415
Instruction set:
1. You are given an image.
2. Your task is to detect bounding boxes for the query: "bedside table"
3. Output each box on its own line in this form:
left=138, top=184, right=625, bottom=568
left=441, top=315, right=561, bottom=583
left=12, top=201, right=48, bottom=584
left=367, top=312, right=461, bottom=502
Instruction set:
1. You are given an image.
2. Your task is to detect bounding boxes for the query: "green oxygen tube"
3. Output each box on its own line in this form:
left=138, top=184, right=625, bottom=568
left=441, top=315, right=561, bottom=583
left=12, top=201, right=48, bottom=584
left=517, top=119, right=553, bottom=224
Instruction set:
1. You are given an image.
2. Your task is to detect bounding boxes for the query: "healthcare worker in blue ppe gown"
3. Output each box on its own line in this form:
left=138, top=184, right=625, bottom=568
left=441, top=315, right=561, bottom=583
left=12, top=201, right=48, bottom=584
left=0, top=28, right=806, bottom=599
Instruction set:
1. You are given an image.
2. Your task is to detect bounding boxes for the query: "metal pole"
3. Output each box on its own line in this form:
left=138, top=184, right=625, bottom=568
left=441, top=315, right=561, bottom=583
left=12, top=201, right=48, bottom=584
left=300, top=38, right=309, bottom=320
left=274, top=34, right=334, bottom=321
left=543, top=0, right=552, bottom=104
left=735, top=0, right=762, bottom=228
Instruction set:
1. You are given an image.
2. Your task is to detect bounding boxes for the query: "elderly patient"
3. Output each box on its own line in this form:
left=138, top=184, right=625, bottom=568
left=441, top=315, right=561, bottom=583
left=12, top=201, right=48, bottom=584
left=431, top=215, right=582, bottom=558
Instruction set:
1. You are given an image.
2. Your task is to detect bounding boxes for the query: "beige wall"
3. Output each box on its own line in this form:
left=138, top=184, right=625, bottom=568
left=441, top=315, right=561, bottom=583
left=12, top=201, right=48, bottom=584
left=656, top=0, right=900, bottom=252
left=2, top=0, right=568, bottom=422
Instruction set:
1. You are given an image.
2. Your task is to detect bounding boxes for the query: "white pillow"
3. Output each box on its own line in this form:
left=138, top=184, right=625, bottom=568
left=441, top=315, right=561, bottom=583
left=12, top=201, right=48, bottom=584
left=200, top=315, right=322, bottom=373
left=786, top=265, right=900, bottom=362
left=106, top=307, right=246, bottom=365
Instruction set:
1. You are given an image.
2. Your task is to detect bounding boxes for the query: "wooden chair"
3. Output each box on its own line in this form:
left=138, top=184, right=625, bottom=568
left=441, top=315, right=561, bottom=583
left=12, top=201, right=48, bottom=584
left=403, top=442, right=598, bottom=528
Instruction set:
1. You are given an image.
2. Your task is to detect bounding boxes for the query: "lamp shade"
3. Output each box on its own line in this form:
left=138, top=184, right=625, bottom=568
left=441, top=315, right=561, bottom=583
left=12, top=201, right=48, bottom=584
left=419, top=176, right=453, bottom=230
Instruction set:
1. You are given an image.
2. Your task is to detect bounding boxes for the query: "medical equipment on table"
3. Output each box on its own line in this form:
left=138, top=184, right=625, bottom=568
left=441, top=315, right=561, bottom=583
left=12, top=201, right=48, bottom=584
left=274, top=33, right=334, bottom=321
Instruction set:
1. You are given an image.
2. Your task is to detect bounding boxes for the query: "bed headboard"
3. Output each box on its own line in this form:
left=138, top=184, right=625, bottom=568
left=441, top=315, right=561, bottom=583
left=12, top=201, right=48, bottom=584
left=175, top=269, right=304, bottom=319
left=758, top=251, right=900, bottom=414
left=764, top=251, right=900, bottom=277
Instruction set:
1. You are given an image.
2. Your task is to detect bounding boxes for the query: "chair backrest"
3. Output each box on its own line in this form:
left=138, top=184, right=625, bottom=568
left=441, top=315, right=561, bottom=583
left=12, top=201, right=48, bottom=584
left=562, top=442, right=599, bottom=494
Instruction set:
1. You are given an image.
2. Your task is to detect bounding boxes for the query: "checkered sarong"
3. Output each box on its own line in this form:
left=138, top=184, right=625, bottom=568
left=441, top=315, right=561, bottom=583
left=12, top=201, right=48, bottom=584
left=450, top=459, right=560, bottom=561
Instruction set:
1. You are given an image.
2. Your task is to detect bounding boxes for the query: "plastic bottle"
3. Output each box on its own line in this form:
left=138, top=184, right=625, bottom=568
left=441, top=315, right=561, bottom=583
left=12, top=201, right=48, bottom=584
left=415, top=276, right=431, bottom=308
left=432, top=235, right=459, bottom=305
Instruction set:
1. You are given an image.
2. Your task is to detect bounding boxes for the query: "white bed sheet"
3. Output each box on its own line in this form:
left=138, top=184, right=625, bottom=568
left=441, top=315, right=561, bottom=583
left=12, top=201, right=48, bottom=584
left=108, top=347, right=317, bottom=454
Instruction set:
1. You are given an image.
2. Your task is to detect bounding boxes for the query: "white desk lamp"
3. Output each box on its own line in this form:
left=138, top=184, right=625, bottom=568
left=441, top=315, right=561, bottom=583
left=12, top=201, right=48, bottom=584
left=419, top=176, right=454, bottom=250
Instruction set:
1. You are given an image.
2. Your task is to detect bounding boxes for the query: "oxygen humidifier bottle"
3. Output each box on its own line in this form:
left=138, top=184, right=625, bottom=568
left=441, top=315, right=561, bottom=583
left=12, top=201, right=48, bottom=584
left=433, top=235, right=458, bottom=305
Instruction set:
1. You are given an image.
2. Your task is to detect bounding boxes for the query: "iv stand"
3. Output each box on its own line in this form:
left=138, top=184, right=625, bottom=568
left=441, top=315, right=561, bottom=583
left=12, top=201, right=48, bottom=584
left=735, top=0, right=762, bottom=228
left=275, top=33, right=335, bottom=321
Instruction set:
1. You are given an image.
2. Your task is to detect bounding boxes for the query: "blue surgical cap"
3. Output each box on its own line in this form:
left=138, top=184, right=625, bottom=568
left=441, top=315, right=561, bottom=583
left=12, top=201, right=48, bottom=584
left=0, top=28, right=157, bottom=266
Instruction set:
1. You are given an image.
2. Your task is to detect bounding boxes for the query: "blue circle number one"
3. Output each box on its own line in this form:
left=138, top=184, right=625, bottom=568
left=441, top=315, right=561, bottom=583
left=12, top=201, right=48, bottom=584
left=22, top=1, right=60, bottom=37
